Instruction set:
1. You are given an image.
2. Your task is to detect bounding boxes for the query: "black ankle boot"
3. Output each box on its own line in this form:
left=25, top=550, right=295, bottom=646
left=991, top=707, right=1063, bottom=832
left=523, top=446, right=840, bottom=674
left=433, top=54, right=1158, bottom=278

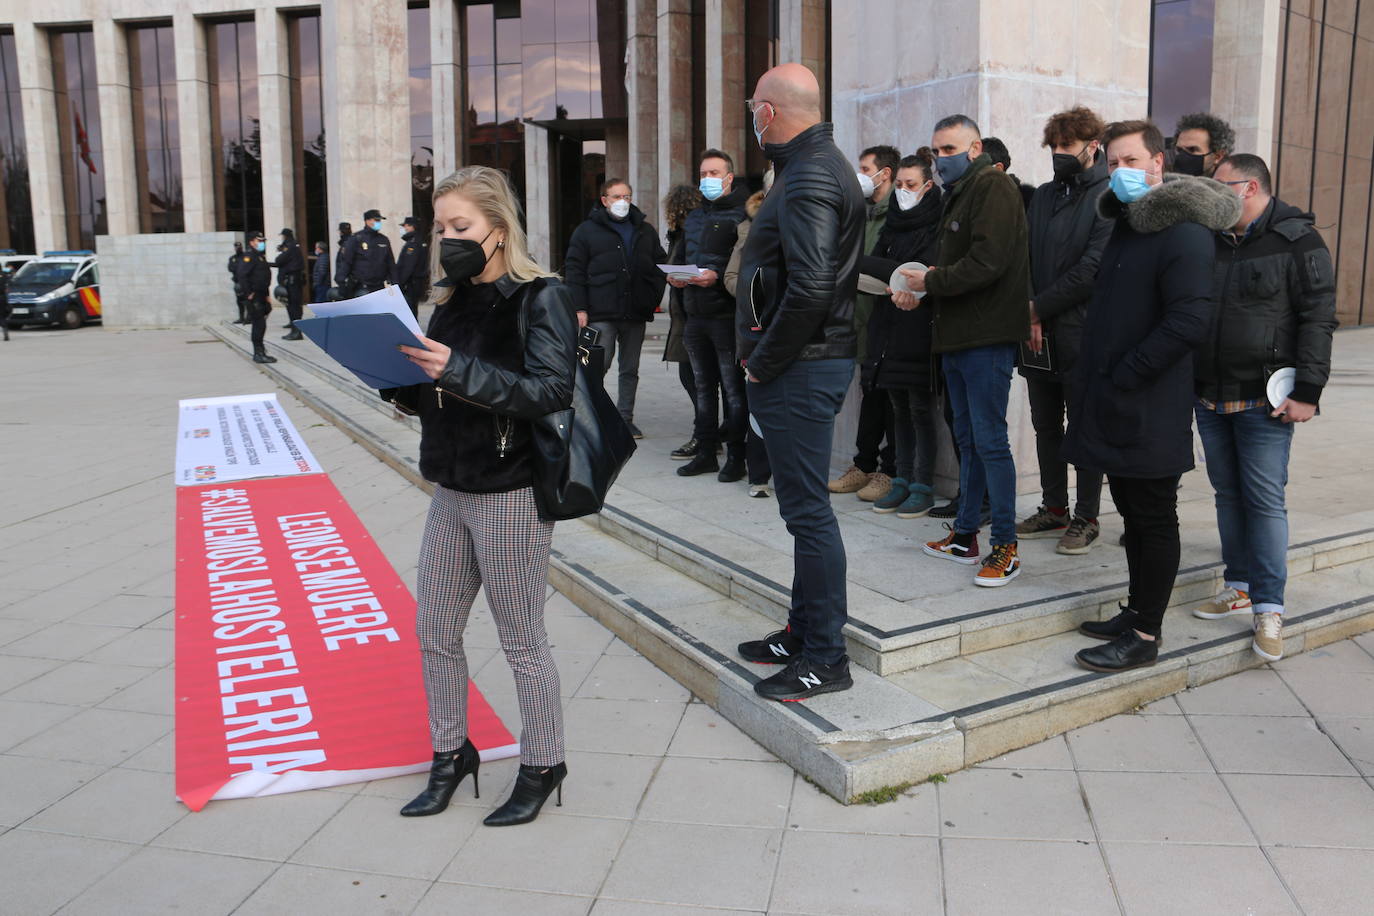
left=252, top=346, right=277, bottom=364
left=676, top=450, right=719, bottom=477
left=1080, top=604, right=1139, bottom=641
left=717, top=447, right=746, bottom=483
left=400, top=739, right=480, bottom=817
left=483, top=762, right=567, bottom=827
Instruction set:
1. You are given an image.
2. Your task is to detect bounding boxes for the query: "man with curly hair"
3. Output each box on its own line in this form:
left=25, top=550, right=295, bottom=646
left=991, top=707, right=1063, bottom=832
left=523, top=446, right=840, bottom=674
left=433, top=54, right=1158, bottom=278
left=1173, top=112, right=1234, bottom=178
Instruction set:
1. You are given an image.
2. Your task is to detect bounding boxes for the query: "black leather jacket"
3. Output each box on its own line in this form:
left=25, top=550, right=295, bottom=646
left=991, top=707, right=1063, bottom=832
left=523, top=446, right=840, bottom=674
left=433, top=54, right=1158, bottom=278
left=381, top=275, right=577, bottom=493
left=735, top=122, right=865, bottom=383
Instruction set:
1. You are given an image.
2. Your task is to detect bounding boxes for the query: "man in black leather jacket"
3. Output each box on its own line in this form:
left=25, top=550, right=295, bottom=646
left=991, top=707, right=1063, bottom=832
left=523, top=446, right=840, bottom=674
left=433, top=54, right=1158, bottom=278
left=733, top=63, right=865, bottom=702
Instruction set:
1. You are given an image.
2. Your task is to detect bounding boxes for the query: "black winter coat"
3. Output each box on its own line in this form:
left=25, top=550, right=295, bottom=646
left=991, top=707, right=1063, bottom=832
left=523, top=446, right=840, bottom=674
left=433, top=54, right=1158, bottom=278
left=735, top=122, right=865, bottom=383
left=381, top=275, right=577, bottom=494
left=393, top=232, right=430, bottom=290
left=662, top=227, right=689, bottom=363
left=312, top=247, right=330, bottom=288
left=860, top=186, right=943, bottom=391
left=682, top=184, right=750, bottom=318
left=231, top=249, right=270, bottom=298
left=337, top=227, right=395, bottom=289
left=564, top=204, right=668, bottom=322
left=273, top=239, right=305, bottom=284
left=1195, top=198, right=1337, bottom=406
left=1063, top=175, right=1242, bottom=479
left=1025, top=157, right=1113, bottom=375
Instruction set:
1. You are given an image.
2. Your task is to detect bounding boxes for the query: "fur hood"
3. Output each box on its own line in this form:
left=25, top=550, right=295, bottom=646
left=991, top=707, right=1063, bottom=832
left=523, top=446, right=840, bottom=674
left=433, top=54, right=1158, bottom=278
left=1098, top=173, right=1242, bottom=234
left=746, top=190, right=766, bottom=219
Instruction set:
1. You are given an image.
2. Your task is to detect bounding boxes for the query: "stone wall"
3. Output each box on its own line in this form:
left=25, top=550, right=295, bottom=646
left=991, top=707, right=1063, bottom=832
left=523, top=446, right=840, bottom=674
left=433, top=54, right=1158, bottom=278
left=97, top=232, right=241, bottom=328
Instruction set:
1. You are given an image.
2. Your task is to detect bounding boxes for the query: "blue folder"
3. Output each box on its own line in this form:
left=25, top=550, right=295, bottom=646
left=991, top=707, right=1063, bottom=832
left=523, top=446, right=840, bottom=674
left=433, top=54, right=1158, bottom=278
left=292, top=313, right=434, bottom=389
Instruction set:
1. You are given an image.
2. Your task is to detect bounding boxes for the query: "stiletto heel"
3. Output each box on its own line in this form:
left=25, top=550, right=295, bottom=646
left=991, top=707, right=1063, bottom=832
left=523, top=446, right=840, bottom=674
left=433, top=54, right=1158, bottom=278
left=483, top=762, right=567, bottom=827
left=399, top=739, right=481, bottom=817
left=556, top=783, right=562, bottom=806
left=472, top=770, right=480, bottom=799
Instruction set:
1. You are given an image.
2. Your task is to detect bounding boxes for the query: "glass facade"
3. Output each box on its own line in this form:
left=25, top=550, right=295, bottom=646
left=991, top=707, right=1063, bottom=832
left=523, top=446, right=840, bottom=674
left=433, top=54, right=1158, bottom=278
left=0, top=30, right=34, bottom=253
left=51, top=29, right=105, bottom=251
left=1149, top=0, right=1215, bottom=136
left=408, top=4, right=434, bottom=235
left=208, top=18, right=262, bottom=235
left=129, top=24, right=183, bottom=233
left=288, top=13, right=327, bottom=250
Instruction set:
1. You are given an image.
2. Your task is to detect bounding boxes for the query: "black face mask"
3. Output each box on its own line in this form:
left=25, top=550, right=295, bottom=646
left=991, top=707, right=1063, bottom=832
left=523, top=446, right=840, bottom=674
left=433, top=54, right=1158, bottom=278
left=1173, top=148, right=1206, bottom=176
left=1052, top=152, right=1085, bottom=182
left=439, top=230, right=495, bottom=286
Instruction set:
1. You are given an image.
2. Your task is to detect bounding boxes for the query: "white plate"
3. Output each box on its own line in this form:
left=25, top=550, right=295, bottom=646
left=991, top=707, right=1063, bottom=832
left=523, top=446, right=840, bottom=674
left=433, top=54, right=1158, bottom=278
left=749, top=413, right=763, bottom=439
left=889, top=261, right=928, bottom=299
left=1266, top=366, right=1296, bottom=409
left=857, top=273, right=889, bottom=295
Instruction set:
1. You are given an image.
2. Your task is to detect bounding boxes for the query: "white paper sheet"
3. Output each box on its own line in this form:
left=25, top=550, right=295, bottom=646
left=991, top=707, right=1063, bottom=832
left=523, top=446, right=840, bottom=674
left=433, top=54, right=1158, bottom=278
left=174, top=393, right=321, bottom=486
left=307, top=284, right=424, bottom=338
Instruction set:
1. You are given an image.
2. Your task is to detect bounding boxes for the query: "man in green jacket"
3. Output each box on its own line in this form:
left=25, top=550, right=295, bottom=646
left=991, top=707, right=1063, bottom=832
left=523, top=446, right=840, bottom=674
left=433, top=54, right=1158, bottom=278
left=900, top=114, right=1030, bottom=587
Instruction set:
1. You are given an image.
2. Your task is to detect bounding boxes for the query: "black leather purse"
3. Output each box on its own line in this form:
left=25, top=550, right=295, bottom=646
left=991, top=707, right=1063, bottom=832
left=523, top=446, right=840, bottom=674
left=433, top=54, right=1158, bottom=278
left=523, top=313, right=637, bottom=522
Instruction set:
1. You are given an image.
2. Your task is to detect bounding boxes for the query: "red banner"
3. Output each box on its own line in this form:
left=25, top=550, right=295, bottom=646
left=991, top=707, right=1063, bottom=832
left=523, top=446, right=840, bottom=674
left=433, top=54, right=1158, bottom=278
left=174, top=473, right=517, bottom=811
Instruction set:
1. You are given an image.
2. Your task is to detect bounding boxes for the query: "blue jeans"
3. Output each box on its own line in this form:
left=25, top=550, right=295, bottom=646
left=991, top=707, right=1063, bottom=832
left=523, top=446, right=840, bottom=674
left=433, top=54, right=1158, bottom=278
left=943, top=344, right=1018, bottom=544
left=1194, top=404, right=1294, bottom=615
left=749, top=358, right=854, bottom=665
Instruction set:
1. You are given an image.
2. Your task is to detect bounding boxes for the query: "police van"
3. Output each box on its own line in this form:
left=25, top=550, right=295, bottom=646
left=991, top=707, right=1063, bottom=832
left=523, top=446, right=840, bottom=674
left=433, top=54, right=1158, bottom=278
left=5, top=250, right=102, bottom=329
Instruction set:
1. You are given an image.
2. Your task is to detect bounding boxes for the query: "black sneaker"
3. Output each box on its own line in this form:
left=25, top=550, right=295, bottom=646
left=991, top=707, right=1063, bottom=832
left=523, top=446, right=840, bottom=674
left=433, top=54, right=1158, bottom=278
left=738, top=627, right=802, bottom=664
left=1075, top=629, right=1159, bottom=672
left=1080, top=605, right=1140, bottom=641
left=670, top=438, right=698, bottom=460
left=676, top=451, right=720, bottom=477
left=626, top=421, right=644, bottom=439
left=754, top=657, right=853, bottom=701
left=928, top=499, right=959, bottom=520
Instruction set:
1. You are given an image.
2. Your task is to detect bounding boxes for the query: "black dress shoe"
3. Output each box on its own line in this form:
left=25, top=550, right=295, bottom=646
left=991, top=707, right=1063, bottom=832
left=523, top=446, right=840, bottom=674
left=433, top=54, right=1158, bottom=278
left=717, top=452, right=746, bottom=483
left=676, top=451, right=720, bottom=477
left=755, top=657, right=853, bottom=701
left=483, top=762, right=566, bottom=827
left=400, top=739, right=481, bottom=816
left=1075, top=630, right=1159, bottom=672
left=252, top=349, right=278, bottom=364
left=281, top=327, right=303, bottom=341
left=1080, top=605, right=1140, bottom=641
left=738, top=627, right=802, bottom=664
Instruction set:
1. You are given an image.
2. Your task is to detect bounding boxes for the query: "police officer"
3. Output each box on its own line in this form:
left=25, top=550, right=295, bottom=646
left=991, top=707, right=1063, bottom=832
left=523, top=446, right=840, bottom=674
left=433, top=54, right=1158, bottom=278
left=392, top=215, right=430, bottom=316
left=334, top=221, right=352, bottom=294
left=232, top=231, right=277, bottom=364
left=274, top=228, right=307, bottom=340
left=228, top=241, right=248, bottom=323
left=335, top=208, right=395, bottom=298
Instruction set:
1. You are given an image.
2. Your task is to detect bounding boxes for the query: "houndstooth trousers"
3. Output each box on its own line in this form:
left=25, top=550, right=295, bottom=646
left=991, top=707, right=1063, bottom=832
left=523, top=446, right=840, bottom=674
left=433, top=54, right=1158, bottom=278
left=415, top=485, right=563, bottom=766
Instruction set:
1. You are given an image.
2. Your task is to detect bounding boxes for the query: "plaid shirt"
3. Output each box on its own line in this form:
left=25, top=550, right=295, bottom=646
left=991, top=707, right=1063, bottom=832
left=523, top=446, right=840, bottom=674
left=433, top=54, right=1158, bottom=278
left=1198, top=396, right=1266, bottom=415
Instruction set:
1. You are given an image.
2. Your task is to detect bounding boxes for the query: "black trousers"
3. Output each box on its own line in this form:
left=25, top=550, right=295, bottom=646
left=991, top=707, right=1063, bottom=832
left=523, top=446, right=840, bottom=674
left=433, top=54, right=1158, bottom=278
left=1108, top=474, right=1182, bottom=636
left=244, top=296, right=268, bottom=348
left=1026, top=371, right=1103, bottom=518
left=853, top=386, right=895, bottom=475
left=283, top=279, right=304, bottom=323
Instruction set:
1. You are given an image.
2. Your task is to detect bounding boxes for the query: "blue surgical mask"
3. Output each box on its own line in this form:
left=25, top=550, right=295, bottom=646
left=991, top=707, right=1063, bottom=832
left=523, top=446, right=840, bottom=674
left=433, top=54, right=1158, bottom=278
left=254, top=241, right=266, bottom=252
left=934, top=151, right=972, bottom=186
left=1109, top=167, right=1153, bottom=203
left=699, top=177, right=725, bottom=201
left=370, top=220, right=383, bottom=231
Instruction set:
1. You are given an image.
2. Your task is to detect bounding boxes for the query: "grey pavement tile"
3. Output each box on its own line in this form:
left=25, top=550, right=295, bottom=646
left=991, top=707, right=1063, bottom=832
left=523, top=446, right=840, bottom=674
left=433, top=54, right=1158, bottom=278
left=417, top=883, right=592, bottom=915
left=638, top=757, right=794, bottom=829
left=1066, top=713, right=1215, bottom=773
left=1319, top=718, right=1374, bottom=776
left=2, top=660, right=151, bottom=706
left=1103, top=843, right=1298, bottom=916
left=553, top=750, right=662, bottom=820
left=786, top=773, right=938, bottom=837
left=1190, top=714, right=1360, bottom=776
left=24, top=766, right=187, bottom=842
left=942, top=838, right=1118, bottom=916
left=1223, top=774, right=1374, bottom=847
left=79, top=626, right=175, bottom=668
left=8, top=707, right=171, bottom=767
left=1, top=622, right=127, bottom=661
left=557, top=650, right=616, bottom=698
left=66, top=593, right=174, bottom=628
left=235, top=864, right=431, bottom=916
left=1079, top=771, right=1255, bottom=844
left=0, top=698, right=82, bottom=751
left=119, top=731, right=174, bottom=773
left=1176, top=668, right=1310, bottom=717
left=1276, top=670, right=1374, bottom=718
left=98, top=665, right=174, bottom=715
left=575, top=653, right=693, bottom=703
left=593, top=903, right=760, bottom=915
left=976, top=735, right=1075, bottom=770
left=666, top=703, right=776, bottom=762
left=153, top=790, right=351, bottom=860
left=937, top=769, right=1095, bottom=841
left=0, top=616, right=47, bottom=647
left=0, top=655, right=61, bottom=695
left=0, top=829, right=139, bottom=914
left=1355, top=631, right=1374, bottom=657
left=291, top=793, right=483, bottom=879
left=1135, top=695, right=1184, bottom=714
left=1267, top=847, right=1374, bottom=915
left=1274, top=639, right=1374, bottom=674
left=563, top=697, right=687, bottom=757
left=441, top=812, right=630, bottom=895
left=769, top=830, right=941, bottom=915
left=600, top=821, right=781, bottom=910
left=602, top=636, right=639, bottom=654
left=57, top=845, right=278, bottom=916
left=0, top=754, right=104, bottom=826
left=544, top=614, right=618, bottom=656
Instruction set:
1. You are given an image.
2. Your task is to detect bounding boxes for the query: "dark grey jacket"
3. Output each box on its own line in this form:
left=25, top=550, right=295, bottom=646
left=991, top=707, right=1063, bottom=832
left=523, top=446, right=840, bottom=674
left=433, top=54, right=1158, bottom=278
left=1195, top=198, right=1337, bottom=405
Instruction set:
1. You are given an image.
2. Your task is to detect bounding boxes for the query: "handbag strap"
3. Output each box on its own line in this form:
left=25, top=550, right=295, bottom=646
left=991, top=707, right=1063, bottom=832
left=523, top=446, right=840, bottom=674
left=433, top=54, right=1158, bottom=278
left=516, top=277, right=596, bottom=370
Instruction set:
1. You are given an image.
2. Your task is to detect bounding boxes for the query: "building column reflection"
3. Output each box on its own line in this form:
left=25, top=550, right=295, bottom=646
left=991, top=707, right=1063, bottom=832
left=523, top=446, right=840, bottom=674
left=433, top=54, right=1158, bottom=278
left=14, top=23, right=65, bottom=252
left=432, top=1, right=461, bottom=180
left=93, top=20, right=138, bottom=236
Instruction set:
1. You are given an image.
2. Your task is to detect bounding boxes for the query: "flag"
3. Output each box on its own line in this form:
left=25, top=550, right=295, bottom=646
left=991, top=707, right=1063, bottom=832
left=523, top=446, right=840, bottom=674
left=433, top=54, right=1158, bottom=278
left=74, top=110, right=97, bottom=174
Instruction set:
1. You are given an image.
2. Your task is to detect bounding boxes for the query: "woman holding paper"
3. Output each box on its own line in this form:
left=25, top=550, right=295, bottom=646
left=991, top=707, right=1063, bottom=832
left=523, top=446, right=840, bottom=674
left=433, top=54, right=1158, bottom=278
left=386, top=166, right=578, bottom=827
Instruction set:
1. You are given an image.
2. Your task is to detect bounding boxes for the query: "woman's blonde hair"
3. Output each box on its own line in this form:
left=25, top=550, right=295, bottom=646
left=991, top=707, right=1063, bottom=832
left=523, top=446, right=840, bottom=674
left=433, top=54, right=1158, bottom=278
left=428, top=165, right=554, bottom=305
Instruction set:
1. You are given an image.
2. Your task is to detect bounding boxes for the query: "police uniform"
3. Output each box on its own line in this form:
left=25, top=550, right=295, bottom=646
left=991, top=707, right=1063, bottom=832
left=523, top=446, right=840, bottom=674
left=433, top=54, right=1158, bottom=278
left=231, top=244, right=272, bottom=358
left=336, top=210, right=395, bottom=298
left=274, top=232, right=307, bottom=338
left=392, top=222, right=430, bottom=316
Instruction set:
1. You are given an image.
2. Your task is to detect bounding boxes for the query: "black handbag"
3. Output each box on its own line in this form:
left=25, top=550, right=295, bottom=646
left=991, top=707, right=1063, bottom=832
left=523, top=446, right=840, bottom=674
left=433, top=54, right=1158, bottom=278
left=523, top=311, right=637, bottom=521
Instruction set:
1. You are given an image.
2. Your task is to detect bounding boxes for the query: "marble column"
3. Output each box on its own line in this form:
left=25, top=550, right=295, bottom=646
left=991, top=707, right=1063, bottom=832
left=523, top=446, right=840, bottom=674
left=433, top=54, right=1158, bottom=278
left=320, top=1, right=412, bottom=258
left=173, top=10, right=216, bottom=234
left=705, top=0, right=746, bottom=162
left=1210, top=0, right=1282, bottom=160
left=431, top=0, right=461, bottom=179
left=15, top=24, right=66, bottom=252
left=257, top=8, right=294, bottom=239
left=92, top=20, right=138, bottom=237
left=523, top=121, right=552, bottom=267
left=656, top=0, right=693, bottom=220
left=627, top=0, right=659, bottom=226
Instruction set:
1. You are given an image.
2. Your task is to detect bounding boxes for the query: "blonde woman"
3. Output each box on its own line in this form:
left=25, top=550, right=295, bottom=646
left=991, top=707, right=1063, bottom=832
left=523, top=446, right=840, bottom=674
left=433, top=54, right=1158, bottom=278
left=386, top=166, right=577, bottom=827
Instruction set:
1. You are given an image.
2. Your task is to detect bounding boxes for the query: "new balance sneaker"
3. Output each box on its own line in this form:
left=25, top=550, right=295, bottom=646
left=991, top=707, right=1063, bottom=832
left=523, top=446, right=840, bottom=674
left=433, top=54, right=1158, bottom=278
left=828, top=464, right=870, bottom=494
left=1016, top=505, right=1069, bottom=539
left=738, top=627, right=802, bottom=665
left=1056, top=516, right=1100, bottom=555
left=1075, top=629, right=1159, bottom=672
left=1193, top=587, right=1252, bottom=620
left=922, top=525, right=980, bottom=565
left=896, top=484, right=935, bottom=519
left=1252, top=612, right=1284, bottom=661
left=754, top=656, right=853, bottom=701
left=974, top=542, right=1021, bottom=587
left=871, top=478, right=910, bottom=514
left=856, top=472, right=893, bottom=502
